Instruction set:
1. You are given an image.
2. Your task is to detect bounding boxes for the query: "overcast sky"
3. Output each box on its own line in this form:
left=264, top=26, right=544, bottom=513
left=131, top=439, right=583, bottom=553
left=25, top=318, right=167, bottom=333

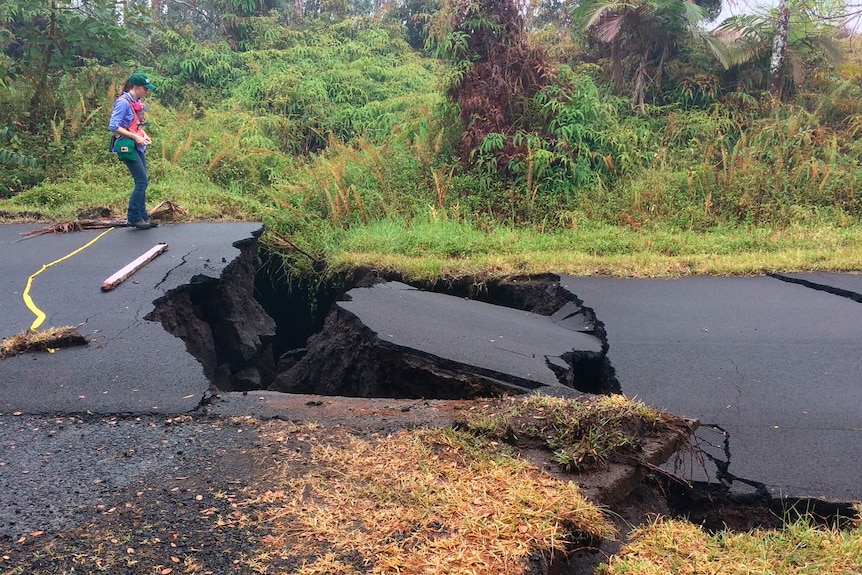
left=716, top=0, right=770, bottom=22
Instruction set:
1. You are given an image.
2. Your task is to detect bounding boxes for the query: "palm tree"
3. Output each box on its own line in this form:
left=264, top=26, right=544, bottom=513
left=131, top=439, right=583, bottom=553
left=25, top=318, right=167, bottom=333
left=716, top=0, right=842, bottom=99
left=570, top=0, right=729, bottom=113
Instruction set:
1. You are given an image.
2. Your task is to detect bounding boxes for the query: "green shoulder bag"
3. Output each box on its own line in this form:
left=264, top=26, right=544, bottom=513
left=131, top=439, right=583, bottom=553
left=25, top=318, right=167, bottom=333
left=115, top=137, right=137, bottom=161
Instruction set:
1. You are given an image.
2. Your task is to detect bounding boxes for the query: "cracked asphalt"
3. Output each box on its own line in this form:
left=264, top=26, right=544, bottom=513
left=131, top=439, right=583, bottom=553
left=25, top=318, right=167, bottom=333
left=560, top=274, right=862, bottom=502
left=0, top=222, right=263, bottom=414
left=0, top=222, right=265, bottom=539
left=1, top=222, right=859, bottom=544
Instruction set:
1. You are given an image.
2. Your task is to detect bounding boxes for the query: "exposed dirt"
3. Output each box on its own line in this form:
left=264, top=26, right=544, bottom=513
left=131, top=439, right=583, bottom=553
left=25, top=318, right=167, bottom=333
left=0, top=393, right=695, bottom=575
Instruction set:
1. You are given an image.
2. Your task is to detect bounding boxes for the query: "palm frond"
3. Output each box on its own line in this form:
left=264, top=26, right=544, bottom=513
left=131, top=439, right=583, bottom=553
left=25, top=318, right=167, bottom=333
left=597, top=12, right=630, bottom=43
left=700, top=32, right=733, bottom=69
left=574, top=0, right=641, bottom=32
left=786, top=49, right=806, bottom=87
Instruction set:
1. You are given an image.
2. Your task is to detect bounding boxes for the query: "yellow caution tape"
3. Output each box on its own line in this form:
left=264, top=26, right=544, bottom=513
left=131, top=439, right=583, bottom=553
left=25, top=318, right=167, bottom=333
left=23, top=228, right=115, bottom=331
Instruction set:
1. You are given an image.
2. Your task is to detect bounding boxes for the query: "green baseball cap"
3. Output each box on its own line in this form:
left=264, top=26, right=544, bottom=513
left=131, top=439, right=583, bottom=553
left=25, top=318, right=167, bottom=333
left=128, top=72, right=157, bottom=90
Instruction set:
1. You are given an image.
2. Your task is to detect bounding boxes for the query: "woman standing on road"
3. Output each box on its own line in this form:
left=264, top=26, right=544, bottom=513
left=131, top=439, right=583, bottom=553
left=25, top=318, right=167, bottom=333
left=109, top=72, right=158, bottom=230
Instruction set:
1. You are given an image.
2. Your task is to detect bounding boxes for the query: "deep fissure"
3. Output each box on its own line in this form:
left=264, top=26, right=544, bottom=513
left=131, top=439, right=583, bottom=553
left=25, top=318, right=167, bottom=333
left=145, top=244, right=859, bottom=531
left=148, top=246, right=621, bottom=398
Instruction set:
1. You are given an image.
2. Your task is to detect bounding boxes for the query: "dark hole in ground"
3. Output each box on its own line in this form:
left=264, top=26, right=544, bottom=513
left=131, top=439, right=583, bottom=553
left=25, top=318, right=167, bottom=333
left=562, top=476, right=861, bottom=575
left=255, top=261, right=619, bottom=398
left=145, top=245, right=861, bottom=568
left=660, top=478, right=860, bottom=533
left=148, top=243, right=618, bottom=398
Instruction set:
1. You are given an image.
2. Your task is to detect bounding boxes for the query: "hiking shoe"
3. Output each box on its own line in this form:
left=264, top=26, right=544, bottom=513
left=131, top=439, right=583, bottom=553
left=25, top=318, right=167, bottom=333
left=132, top=220, right=158, bottom=229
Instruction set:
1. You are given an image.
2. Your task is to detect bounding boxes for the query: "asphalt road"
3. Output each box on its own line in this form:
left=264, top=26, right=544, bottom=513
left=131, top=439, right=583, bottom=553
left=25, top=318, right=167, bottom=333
left=2, top=221, right=860, bottom=504
left=560, top=274, right=862, bottom=502
left=0, top=222, right=263, bottom=415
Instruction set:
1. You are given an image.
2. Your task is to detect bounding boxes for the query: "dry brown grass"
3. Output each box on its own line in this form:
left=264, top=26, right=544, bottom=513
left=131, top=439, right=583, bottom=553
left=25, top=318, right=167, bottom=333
left=242, top=425, right=614, bottom=575
left=603, top=511, right=862, bottom=575
left=464, top=394, right=667, bottom=472
left=0, top=326, right=86, bottom=360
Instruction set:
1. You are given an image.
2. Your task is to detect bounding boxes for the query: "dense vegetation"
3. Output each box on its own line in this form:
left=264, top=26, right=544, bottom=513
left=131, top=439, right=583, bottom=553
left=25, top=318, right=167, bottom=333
left=1, top=0, right=861, bottom=277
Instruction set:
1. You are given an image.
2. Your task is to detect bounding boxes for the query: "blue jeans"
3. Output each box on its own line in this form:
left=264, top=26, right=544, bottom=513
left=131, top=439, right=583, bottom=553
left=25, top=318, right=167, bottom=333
left=124, top=149, right=149, bottom=224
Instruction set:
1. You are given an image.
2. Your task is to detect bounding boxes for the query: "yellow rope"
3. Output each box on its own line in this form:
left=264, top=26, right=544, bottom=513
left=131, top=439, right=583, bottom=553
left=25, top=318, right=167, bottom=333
left=22, top=228, right=115, bottom=331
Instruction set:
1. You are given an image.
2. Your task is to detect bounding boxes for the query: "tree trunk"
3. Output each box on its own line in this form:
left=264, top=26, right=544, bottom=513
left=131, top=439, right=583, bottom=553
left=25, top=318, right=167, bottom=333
left=294, top=0, right=304, bottom=26
left=655, top=40, right=669, bottom=92
left=632, top=54, right=647, bottom=115
left=611, top=44, right=623, bottom=92
left=29, top=0, right=58, bottom=132
left=768, top=0, right=790, bottom=98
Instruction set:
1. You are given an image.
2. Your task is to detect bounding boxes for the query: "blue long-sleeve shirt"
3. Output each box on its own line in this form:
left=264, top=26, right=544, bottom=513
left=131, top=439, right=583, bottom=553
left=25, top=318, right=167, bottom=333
left=108, top=92, right=146, bottom=153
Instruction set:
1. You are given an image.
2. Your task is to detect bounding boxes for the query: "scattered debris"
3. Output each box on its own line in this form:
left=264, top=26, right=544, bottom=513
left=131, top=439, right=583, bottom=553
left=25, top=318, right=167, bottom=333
left=17, top=199, right=187, bottom=239
left=19, top=219, right=127, bottom=238
left=147, top=199, right=188, bottom=221
left=0, top=326, right=87, bottom=360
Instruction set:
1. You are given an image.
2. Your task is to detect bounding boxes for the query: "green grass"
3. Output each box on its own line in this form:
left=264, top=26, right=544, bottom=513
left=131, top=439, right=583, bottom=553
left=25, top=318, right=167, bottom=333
left=4, top=181, right=862, bottom=279
left=325, top=217, right=862, bottom=279
left=602, top=513, right=862, bottom=575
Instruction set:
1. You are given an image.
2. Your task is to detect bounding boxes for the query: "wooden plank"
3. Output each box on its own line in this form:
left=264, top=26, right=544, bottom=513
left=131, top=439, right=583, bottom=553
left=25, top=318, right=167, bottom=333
left=101, top=243, right=169, bottom=292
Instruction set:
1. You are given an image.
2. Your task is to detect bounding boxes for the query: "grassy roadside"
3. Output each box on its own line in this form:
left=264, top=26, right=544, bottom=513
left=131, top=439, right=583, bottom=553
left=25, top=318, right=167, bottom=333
left=3, top=197, right=861, bottom=280
left=326, top=218, right=862, bottom=279
left=604, top=514, right=862, bottom=575
left=1, top=398, right=858, bottom=574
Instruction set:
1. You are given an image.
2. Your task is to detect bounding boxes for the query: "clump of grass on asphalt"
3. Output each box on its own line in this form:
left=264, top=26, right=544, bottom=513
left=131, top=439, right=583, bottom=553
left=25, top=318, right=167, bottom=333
left=465, top=394, right=668, bottom=472
left=0, top=326, right=86, bottom=360
left=602, top=510, right=862, bottom=575
left=243, top=425, right=614, bottom=575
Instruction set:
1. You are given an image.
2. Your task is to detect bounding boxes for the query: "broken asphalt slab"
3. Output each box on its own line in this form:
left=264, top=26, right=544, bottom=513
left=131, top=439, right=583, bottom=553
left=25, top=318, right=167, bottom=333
left=0, top=222, right=265, bottom=415
left=270, top=280, right=614, bottom=398
left=559, top=275, right=862, bottom=502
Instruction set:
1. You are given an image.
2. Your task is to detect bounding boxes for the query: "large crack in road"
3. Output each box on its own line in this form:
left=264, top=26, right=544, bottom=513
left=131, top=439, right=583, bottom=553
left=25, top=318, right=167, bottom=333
left=143, top=256, right=862, bottom=527
left=769, top=272, right=862, bottom=303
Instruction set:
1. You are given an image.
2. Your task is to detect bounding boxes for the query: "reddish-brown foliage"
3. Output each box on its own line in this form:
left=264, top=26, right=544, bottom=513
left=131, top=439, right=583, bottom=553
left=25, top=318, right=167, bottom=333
left=445, top=0, right=556, bottom=169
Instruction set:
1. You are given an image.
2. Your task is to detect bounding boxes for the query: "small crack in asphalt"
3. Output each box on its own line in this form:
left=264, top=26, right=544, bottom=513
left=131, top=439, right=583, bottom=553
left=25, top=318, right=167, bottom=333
left=697, top=423, right=770, bottom=496
left=726, top=358, right=744, bottom=418
left=155, top=250, right=195, bottom=290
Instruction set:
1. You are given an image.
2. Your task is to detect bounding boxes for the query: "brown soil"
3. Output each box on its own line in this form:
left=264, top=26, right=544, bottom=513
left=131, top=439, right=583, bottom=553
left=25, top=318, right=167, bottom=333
left=0, top=392, right=695, bottom=575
